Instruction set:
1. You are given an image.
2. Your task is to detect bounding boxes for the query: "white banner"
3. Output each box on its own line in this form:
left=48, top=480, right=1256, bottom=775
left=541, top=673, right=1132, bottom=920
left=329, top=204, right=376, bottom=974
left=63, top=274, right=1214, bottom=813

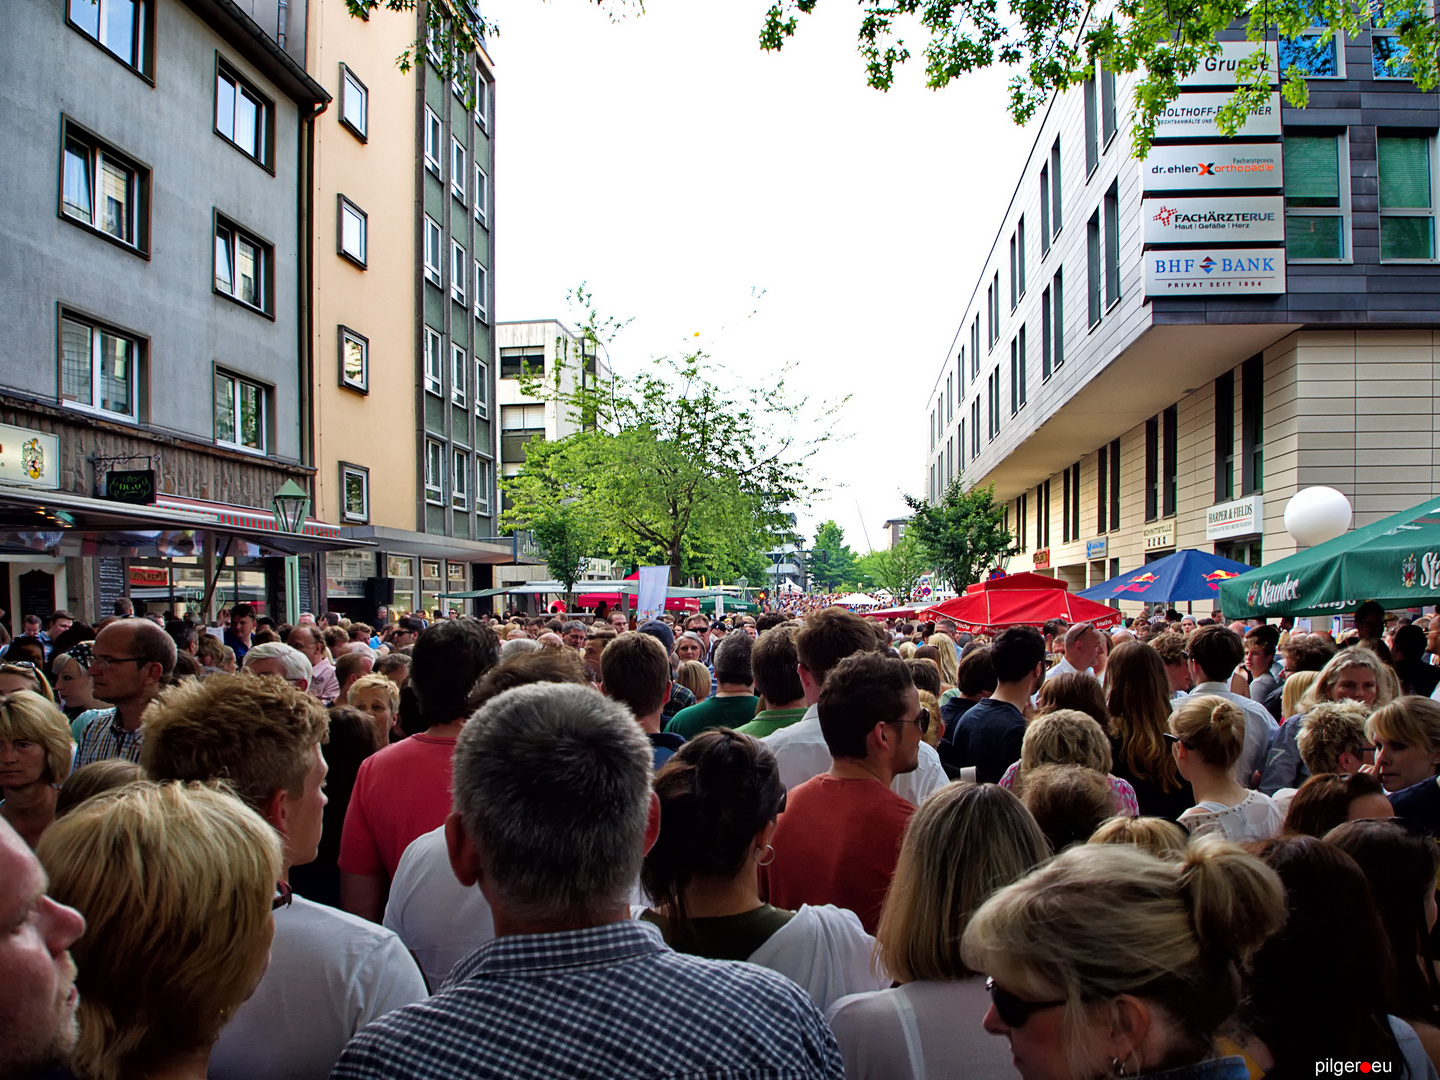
left=1206, top=494, right=1265, bottom=539
left=0, top=424, right=59, bottom=488
left=1145, top=248, right=1287, bottom=296
left=1152, top=91, right=1282, bottom=139
left=636, top=566, right=670, bottom=622
left=1142, top=144, right=1283, bottom=192
left=1177, top=42, right=1280, bottom=87
left=1143, top=196, right=1285, bottom=244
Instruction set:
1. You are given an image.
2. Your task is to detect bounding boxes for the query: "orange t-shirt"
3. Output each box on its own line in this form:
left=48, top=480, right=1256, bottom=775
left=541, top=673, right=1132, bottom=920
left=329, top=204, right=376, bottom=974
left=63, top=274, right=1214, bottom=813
left=338, top=734, right=457, bottom=880
left=760, top=774, right=914, bottom=934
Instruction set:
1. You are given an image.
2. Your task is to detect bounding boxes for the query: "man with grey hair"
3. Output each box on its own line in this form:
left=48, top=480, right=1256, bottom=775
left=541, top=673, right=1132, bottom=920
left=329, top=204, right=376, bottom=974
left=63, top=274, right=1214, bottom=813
left=332, top=683, right=843, bottom=1079
left=243, top=641, right=314, bottom=692
left=666, top=630, right=759, bottom=739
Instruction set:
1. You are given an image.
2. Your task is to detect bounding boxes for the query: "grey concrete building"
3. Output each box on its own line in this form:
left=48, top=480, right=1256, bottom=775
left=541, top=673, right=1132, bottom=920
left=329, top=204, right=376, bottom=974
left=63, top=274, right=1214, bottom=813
left=925, top=29, right=1440, bottom=611
left=0, top=0, right=330, bottom=622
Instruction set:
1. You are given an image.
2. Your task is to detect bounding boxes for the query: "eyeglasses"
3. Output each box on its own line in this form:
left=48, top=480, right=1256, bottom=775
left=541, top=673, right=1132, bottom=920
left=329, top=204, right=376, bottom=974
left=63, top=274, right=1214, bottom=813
left=986, top=978, right=1067, bottom=1028
left=273, top=881, right=293, bottom=911
left=89, top=654, right=149, bottom=670
left=1163, top=732, right=1195, bottom=751
left=0, top=661, right=38, bottom=671
left=895, top=708, right=931, bottom=736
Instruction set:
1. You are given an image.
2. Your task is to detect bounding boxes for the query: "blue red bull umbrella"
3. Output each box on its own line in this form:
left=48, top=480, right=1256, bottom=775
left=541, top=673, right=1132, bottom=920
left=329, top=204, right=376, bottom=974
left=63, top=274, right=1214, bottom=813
left=1076, top=549, right=1254, bottom=604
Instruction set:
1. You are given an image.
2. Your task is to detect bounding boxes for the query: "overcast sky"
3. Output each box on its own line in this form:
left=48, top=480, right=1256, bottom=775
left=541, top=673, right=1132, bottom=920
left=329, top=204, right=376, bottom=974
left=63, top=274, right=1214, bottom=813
left=486, top=0, right=1038, bottom=554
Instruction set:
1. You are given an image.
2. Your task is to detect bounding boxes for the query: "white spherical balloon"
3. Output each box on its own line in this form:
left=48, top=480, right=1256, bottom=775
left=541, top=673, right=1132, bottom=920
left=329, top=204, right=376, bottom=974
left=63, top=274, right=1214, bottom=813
left=1284, top=486, right=1352, bottom=547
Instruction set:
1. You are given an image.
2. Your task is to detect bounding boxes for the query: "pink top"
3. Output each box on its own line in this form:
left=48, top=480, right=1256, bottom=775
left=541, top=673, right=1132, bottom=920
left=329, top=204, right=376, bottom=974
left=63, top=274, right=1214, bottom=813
left=998, top=761, right=1140, bottom=817
left=338, top=734, right=457, bottom=880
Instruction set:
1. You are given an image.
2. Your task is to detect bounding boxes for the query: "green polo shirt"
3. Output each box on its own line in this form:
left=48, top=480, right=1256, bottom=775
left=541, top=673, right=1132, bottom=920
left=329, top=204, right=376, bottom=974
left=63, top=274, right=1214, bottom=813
left=665, top=694, right=761, bottom=739
left=735, top=707, right=809, bottom=739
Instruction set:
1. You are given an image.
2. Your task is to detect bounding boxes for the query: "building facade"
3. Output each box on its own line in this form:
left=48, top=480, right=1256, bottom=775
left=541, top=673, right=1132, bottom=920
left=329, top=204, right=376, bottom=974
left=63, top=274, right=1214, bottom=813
left=925, top=30, right=1440, bottom=611
left=0, top=0, right=330, bottom=621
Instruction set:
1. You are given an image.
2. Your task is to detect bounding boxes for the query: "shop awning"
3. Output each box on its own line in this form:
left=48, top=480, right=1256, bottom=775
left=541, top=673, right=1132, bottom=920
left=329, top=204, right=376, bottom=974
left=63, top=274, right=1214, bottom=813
left=0, top=484, right=365, bottom=556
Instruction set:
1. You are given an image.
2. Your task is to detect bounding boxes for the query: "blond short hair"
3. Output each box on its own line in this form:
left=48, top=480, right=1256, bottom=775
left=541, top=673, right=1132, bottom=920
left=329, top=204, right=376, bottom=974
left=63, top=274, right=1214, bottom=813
left=1019, top=709, right=1113, bottom=778
left=141, top=673, right=328, bottom=807
left=1281, top=670, right=1320, bottom=719
left=1297, top=699, right=1371, bottom=775
left=348, top=672, right=400, bottom=712
left=1303, top=646, right=1398, bottom=711
left=675, top=660, right=712, bottom=703
left=1089, top=815, right=1189, bottom=860
left=0, top=689, right=73, bottom=785
left=1370, top=695, right=1440, bottom=757
left=37, top=781, right=281, bottom=1080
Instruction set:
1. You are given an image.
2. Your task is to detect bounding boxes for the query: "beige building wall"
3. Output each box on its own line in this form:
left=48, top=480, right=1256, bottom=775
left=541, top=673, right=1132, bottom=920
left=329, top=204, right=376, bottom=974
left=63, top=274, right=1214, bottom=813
left=307, top=2, right=417, bottom=528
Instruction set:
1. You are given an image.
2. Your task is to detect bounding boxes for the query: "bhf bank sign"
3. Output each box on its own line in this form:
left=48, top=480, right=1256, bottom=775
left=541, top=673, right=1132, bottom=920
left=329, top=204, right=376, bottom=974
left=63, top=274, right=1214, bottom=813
left=1141, top=42, right=1288, bottom=298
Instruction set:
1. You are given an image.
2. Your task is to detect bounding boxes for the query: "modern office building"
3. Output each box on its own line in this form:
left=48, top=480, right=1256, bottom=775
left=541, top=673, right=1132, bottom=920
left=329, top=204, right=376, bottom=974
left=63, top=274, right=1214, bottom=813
left=308, top=2, right=516, bottom=619
left=0, top=0, right=334, bottom=621
left=925, top=29, right=1440, bottom=610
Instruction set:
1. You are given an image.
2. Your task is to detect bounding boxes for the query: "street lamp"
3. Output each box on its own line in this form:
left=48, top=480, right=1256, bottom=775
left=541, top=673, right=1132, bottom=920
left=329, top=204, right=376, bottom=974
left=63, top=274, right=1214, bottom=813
left=272, top=480, right=311, bottom=533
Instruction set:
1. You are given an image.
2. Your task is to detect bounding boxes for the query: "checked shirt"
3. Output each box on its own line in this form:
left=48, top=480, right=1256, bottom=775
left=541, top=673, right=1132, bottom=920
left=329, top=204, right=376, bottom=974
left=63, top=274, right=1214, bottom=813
left=330, top=918, right=843, bottom=1079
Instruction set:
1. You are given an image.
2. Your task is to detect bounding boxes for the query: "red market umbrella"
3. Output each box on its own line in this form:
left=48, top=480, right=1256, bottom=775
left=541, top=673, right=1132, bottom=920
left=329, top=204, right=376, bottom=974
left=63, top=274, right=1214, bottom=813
left=859, top=606, right=928, bottom=620
left=577, top=572, right=700, bottom=613
left=921, top=572, right=1123, bottom=634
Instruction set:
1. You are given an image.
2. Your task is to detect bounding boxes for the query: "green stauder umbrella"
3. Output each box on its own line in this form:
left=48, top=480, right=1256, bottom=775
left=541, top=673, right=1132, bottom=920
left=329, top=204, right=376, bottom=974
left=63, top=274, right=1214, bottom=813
left=697, top=595, right=757, bottom=614
left=1218, top=496, right=1440, bottom=618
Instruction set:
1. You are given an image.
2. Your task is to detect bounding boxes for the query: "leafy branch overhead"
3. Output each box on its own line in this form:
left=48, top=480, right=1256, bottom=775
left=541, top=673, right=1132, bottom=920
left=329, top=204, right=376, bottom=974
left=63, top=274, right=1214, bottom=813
left=904, top=479, right=1018, bottom=594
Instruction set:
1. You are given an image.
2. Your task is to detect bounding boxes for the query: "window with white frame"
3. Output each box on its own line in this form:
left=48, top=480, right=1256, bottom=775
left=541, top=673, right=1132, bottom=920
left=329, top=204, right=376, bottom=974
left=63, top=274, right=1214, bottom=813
left=452, top=449, right=469, bottom=508
left=425, top=440, right=444, bottom=503
left=341, top=462, right=369, bottom=523
left=338, top=196, right=367, bottom=267
left=424, top=327, right=443, bottom=394
left=214, top=370, right=266, bottom=452
left=451, top=138, right=466, bottom=201
left=339, top=326, right=368, bottom=392
left=216, top=62, right=271, bottom=167
left=1379, top=133, right=1435, bottom=260
left=424, top=216, right=442, bottom=285
left=60, top=311, right=139, bottom=420
left=1285, top=133, right=1348, bottom=260
left=61, top=121, right=147, bottom=253
left=1372, top=1, right=1416, bottom=79
left=451, top=240, right=466, bottom=304
left=474, top=77, right=489, bottom=129
left=451, top=342, right=467, bottom=406
left=340, top=64, right=368, bottom=139
left=474, top=357, right=489, bottom=418
left=474, top=164, right=488, bottom=225
left=475, top=456, right=492, bottom=514
left=424, top=107, right=442, bottom=175
left=1279, top=30, right=1342, bottom=76
left=68, top=0, right=152, bottom=76
left=474, top=260, right=487, bottom=322
left=214, top=217, right=270, bottom=313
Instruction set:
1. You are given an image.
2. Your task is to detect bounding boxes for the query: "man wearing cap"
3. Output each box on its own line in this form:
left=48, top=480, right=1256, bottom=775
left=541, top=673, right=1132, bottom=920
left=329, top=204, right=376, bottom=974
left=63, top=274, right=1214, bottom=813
left=636, top=620, right=695, bottom=721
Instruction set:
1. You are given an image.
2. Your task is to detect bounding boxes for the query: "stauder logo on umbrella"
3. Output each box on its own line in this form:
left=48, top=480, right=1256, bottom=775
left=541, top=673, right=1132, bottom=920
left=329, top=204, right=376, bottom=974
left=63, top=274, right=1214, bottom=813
left=1247, top=575, right=1301, bottom=607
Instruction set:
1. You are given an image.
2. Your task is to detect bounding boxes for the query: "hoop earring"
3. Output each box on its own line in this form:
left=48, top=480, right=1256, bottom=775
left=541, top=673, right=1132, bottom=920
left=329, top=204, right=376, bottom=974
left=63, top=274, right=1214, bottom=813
left=1111, top=1059, right=1127, bottom=1079
left=753, top=844, right=775, bottom=867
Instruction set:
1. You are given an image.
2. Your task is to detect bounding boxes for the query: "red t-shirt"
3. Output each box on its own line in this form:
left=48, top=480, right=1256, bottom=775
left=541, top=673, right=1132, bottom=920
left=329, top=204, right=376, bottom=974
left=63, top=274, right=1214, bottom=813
left=759, top=774, right=914, bottom=934
left=338, top=734, right=457, bottom=880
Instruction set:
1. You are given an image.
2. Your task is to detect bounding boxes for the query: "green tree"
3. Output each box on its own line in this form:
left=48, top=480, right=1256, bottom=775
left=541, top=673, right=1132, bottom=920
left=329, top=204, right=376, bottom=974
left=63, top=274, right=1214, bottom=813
left=528, top=500, right=599, bottom=608
left=808, top=520, right=857, bottom=591
left=904, top=480, right=1018, bottom=594
left=861, top=532, right=928, bottom=602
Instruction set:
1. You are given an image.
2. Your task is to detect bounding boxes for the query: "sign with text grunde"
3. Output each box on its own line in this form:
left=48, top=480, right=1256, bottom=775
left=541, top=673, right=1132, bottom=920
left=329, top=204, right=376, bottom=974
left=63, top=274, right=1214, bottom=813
left=1177, top=42, right=1280, bottom=87
left=1142, top=196, right=1285, bottom=245
left=1152, top=92, right=1283, bottom=140
left=1145, top=248, right=1287, bottom=296
left=1141, top=144, right=1283, bottom=192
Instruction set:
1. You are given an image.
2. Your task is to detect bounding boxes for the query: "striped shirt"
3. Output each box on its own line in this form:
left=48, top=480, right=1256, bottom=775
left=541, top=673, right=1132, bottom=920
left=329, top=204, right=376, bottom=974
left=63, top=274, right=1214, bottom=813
left=331, top=918, right=844, bottom=1080
left=74, top=708, right=143, bottom=768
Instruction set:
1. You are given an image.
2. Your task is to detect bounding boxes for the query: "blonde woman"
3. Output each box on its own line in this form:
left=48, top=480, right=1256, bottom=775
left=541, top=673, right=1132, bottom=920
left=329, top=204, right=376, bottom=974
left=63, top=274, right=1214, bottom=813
left=348, top=672, right=403, bottom=745
left=37, top=781, right=282, bottom=1080
left=925, top=633, right=960, bottom=693
left=1170, top=695, right=1283, bottom=843
left=1280, top=669, right=1320, bottom=722
left=1088, top=815, right=1189, bottom=860
left=1369, top=695, right=1440, bottom=794
left=997, top=709, right=1139, bottom=816
left=960, top=839, right=1286, bottom=1080
left=0, top=690, right=74, bottom=847
left=675, top=659, right=712, bottom=703
left=826, top=783, right=1049, bottom=1079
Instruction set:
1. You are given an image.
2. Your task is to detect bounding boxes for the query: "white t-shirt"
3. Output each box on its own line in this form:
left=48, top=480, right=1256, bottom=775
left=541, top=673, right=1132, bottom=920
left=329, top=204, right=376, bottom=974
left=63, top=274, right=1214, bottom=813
left=384, top=824, right=496, bottom=991
left=1179, top=789, right=1284, bottom=843
left=747, top=904, right=889, bottom=1012
left=763, top=707, right=949, bottom=808
left=210, top=895, right=427, bottom=1080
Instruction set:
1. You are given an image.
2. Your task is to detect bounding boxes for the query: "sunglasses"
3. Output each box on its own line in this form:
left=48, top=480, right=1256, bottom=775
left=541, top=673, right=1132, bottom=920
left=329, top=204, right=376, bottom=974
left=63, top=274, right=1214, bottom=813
left=986, top=977, right=1066, bottom=1027
left=895, top=707, right=931, bottom=736
left=1162, top=732, right=1194, bottom=751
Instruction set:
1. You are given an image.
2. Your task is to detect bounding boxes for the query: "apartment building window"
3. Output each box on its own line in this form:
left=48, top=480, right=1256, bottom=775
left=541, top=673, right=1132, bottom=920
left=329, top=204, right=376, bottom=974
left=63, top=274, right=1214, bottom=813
left=424, top=327, right=443, bottom=394
left=1379, top=134, right=1436, bottom=260
left=947, top=374, right=954, bottom=423
left=1017, top=326, right=1028, bottom=408
left=452, top=450, right=470, bottom=509
left=1041, top=286, right=1053, bottom=380
left=1040, top=481, right=1051, bottom=548
left=992, top=272, right=1000, bottom=342
left=1109, top=438, right=1121, bottom=531
left=1241, top=354, right=1264, bottom=494
left=475, top=261, right=488, bottom=322
left=214, top=370, right=266, bottom=453
left=986, top=280, right=995, bottom=348
left=1018, top=216, right=1027, bottom=299
left=425, top=441, right=444, bottom=503
left=451, top=138, right=466, bottom=202
left=1010, top=338, right=1019, bottom=415
left=340, top=463, right=369, bottom=524
left=1097, top=445, right=1108, bottom=533
left=1070, top=462, right=1081, bottom=537
left=340, top=65, right=368, bottom=140
left=971, top=317, right=981, bottom=376
left=986, top=371, right=997, bottom=440
left=1104, top=182, right=1121, bottom=308
left=1286, top=133, right=1347, bottom=260
left=338, top=196, right=367, bottom=268
left=67, top=0, right=152, bottom=77
left=215, top=62, right=272, bottom=168
left=1083, top=75, right=1099, bottom=176
left=423, top=217, right=442, bottom=286
left=60, top=311, right=138, bottom=420
left=970, top=399, right=981, bottom=458
left=1051, top=270, right=1065, bottom=371
left=474, top=165, right=488, bottom=225
left=1373, top=11, right=1415, bottom=79
left=1087, top=211, right=1102, bottom=327
left=424, top=107, right=442, bottom=175
left=60, top=122, right=148, bottom=253
left=1050, top=139, right=1063, bottom=234
left=450, top=240, right=467, bottom=304
left=947, top=436, right=955, bottom=486
left=1017, top=493, right=1028, bottom=549
left=500, top=347, right=545, bottom=378
left=1101, top=59, right=1118, bottom=146
left=339, top=326, right=368, bottom=392
left=1215, top=371, right=1235, bottom=501
left=476, top=456, right=493, bottom=514
left=1040, top=165, right=1052, bottom=255
left=474, top=77, right=490, bottom=130
left=930, top=411, right=936, bottom=451
left=1278, top=30, right=1341, bottom=76
left=958, top=420, right=965, bottom=471
left=474, top=357, right=489, bottom=419
left=1163, top=405, right=1178, bottom=517
left=957, top=347, right=965, bottom=397
left=451, top=343, right=467, bottom=406
left=214, top=217, right=271, bottom=314
left=1062, top=466, right=1071, bottom=541
left=1145, top=416, right=1160, bottom=521
left=1010, top=233, right=1018, bottom=309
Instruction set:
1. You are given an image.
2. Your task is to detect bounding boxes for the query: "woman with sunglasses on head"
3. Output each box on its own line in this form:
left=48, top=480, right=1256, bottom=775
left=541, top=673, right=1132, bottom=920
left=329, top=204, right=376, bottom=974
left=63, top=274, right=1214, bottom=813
left=640, top=728, right=888, bottom=1011
left=0, top=659, right=57, bottom=703
left=50, top=643, right=106, bottom=721
left=960, top=836, right=1285, bottom=1080
left=0, top=690, right=74, bottom=847
left=826, top=782, right=1049, bottom=1079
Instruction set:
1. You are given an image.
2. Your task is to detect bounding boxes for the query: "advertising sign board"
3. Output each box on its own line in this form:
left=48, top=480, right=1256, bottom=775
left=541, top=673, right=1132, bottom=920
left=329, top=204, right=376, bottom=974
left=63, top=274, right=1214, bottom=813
left=1145, top=248, right=1287, bottom=296
left=1152, top=91, right=1282, bottom=139
left=1142, top=144, right=1283, bottom=192
left=1177, top=42, right=1280, bottom=87
left=1143, top=196, right=1285, bottom=244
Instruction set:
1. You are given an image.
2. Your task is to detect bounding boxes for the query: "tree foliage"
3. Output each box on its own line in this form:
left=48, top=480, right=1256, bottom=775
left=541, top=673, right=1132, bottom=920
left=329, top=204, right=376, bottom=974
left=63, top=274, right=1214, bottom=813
left=808, top=520, right=858, bottom=590
left=860, top=532, right=928, bottom=602
left=528, top=500, right=598, bottom=602
left=904, top=480, right=1018, bottom=594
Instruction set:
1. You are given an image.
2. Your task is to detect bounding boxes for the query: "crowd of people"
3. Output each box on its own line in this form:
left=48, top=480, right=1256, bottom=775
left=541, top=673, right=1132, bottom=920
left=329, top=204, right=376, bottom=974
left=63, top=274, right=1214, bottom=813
left=6, top=594, right=1440, bottom=1079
